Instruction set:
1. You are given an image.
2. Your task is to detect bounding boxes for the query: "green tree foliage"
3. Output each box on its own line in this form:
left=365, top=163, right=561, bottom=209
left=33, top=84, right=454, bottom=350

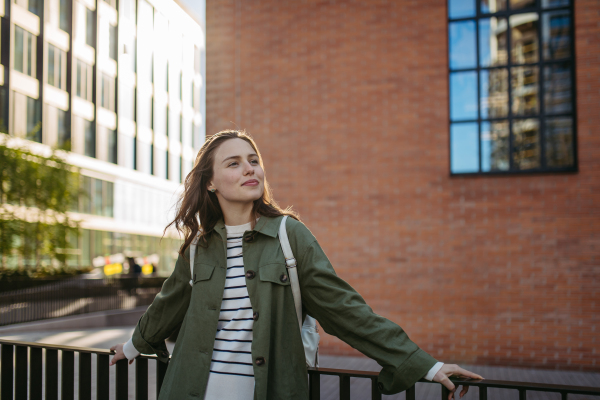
left=0, top=135, right=83, bottom=272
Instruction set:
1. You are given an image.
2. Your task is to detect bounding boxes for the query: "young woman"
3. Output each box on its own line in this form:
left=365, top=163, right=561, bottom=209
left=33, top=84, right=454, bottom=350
left=110, top=130, right=483, bottom=400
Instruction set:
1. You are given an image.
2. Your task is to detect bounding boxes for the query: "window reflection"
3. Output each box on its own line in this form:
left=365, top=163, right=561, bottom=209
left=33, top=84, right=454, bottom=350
left=542, top=0, right=569, bottom=8
left=510, top=0, right=535, bottom=9
left=449, top=0, right=476, bottom=19
left=545, top=117, right=574, bottom=168
left=481, top=0, right=507, bottom=13
left=480, top=68, right=508, bottom=118
left=450, top=71, right=478, bottom=121
left=542, top=11, right=570, bottom=60
left=510, top=13, right=539, bottom=64
left=544, top=63, right=571, bottom=114
left=481, top=121, right=509, bottom=171
left=449, top=21, right=477, bottom=70
left=512, top=118, right=540, bottom=170
left=511, top=66, right=539, bottom=116
left=479, top=17, right=507, bottom=67
left=451, top=123, right=479, bottom=173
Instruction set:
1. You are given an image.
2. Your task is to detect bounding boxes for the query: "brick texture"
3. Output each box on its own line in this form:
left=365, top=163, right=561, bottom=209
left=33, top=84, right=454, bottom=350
left=206, top=0, right=600, bottom=371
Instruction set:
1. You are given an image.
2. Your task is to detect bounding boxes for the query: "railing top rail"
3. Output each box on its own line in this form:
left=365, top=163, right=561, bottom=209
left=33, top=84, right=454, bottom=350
left=0, top=338, right=161, bottom=360
left=307, top=367, right=600, bottom=396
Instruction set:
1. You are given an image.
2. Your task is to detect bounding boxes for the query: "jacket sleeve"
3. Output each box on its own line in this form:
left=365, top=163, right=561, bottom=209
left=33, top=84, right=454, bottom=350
left=131, top=248, right=193, bottom=364
left=288, top=220, right=438, bottom=395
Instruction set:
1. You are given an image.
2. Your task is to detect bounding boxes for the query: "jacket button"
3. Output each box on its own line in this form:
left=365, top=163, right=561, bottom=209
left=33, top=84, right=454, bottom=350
left=255, top=356, right=265, bottom=366
left=280, top=274, right=288, bottom=283
left=253, top=312, right=259, bottom=321
left=161, top=351, right=169, bottom=358
left=244, top=234, right=255, bottom=243
left=246, top=270, right=256, bottom=280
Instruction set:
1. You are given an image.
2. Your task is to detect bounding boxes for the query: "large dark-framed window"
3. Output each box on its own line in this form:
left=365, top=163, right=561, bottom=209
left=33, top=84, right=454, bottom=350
left=447, top=0, right=576, bottom=175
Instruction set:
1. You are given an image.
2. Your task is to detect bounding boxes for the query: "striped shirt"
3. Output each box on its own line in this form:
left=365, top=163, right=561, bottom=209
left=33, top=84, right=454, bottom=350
left=203, top=221, right=254, bottom=400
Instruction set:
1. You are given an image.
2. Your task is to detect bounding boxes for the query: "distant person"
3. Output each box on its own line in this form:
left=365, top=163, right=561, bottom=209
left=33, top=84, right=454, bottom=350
left=128, top=257, right=141, bottom=275
left=109, top=130, right=483, bottom=399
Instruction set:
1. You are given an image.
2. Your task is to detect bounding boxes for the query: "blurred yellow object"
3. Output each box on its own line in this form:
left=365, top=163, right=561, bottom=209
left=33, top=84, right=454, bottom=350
left=142, top=264, right=153, bottom=275
left=104, top=263, right=123, bottom=276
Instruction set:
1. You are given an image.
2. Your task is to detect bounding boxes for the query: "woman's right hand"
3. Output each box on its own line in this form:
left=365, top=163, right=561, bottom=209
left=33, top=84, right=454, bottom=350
left=109, top=343, right=134, bottom=366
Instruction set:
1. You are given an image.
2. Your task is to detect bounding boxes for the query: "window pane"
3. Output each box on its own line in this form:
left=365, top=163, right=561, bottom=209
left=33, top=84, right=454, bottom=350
left=449, top=0, right=475, bottom=19
left=26, top=96, right=42, bottom=143
left=93, top=179, right=103, bottom=215
left=451, top=123, right=479, bottom=173
left=510, top=13, right=539, bottom=64
left=76, top=61, right=83, bottom=97
left=109, top=25, right=117, bottom=60
left=542, top=11, right=571, bottom=60
left=108, top=129, right=117, bottom=164
left=449, top=21, right=477, bottom=69
left=14, top=26, right=24, bottom=73
left=57, top=108, right=70, bottom=151
left=84, top=119, right=96, bottom=158
left=481, top=0, right=507, bottom=13
left=510, top=0, right=535, bottom=9
left=105, top=181, right=114, bottom=217
left=542, top=0, right=569, bottom=8
left=544, top=63, right=571, bottom=114
left=480, top=68, right=508, bottom=118
left=60, top=0, right=70, bottom=31
left=545, top=117, right=574, bottom=168
left=481, top=121, right=509, bottom=171
left=28, top=0, right=41, bottom=15
left=48, top=45, right=55, bottom=86
left=479, top=18, right=508, bottom=67
left=511, top=66, right=539, bottom=116
left=57, top=49, right=63, bottom=89
left=450, top=71, right=478, bottom=121
left=86, top=8, right=94, bottom=47
left=179, top=114, right=183, bottom=142
left=27, top=32, right=33, bottom=76
left=81, top=176, right=92, bottom=214
left=512, top=118, right=540, bottom=170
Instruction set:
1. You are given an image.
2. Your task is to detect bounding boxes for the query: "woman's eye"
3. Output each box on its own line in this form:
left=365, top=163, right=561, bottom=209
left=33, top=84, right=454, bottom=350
left=250, top=159, right=259, bottom=164
left=228, top=162, right=238, bottom=167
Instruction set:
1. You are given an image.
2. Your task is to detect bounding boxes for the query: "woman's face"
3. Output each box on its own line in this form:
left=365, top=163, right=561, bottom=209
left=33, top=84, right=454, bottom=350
left=208, top=138, right=265, bottom=206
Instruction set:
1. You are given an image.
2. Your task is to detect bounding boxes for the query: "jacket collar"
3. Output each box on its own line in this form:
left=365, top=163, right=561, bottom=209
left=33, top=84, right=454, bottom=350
left=213, top=214, right=282, bottom=238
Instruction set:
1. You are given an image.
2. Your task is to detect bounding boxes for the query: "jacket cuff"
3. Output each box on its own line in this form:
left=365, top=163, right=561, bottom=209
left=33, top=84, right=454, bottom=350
left=123, top=337, right=141, bottom=361
left=377, top=348, right=438, bottom=394
left=131, top=318, right=171, bottom=364
left=424, top=362, right=444, bottom=381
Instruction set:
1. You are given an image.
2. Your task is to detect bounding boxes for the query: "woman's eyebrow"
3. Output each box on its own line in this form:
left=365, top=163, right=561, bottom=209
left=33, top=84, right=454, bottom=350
left=222, top=153, right=259, bottom=163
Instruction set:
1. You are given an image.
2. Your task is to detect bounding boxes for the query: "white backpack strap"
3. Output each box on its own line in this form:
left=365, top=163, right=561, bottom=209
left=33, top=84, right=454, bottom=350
left=278, top=216, right=303, bottom=331
left=189, top=231, right=200, bottom=287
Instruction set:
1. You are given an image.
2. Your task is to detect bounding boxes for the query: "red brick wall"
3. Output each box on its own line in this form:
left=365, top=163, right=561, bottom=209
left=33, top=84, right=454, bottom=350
left=206, top=0, right=600, bottom=371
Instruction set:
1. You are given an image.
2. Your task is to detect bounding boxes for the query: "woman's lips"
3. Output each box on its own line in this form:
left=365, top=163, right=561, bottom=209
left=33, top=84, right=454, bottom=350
left=242, top=180, right=259, bottom=186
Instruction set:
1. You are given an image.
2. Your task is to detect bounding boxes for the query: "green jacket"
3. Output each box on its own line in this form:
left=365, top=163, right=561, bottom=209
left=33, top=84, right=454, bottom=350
left=132, top=214, right=438, bottom=399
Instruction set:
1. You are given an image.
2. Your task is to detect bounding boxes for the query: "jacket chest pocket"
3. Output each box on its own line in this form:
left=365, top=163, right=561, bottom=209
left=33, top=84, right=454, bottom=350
left=192, top=263, right=216, bottom=284
left=259, top=263, right=291, bottom=286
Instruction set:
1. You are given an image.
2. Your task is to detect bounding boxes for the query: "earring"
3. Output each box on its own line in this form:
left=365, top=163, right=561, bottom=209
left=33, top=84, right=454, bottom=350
left=209, top=188, right=216, bottom=193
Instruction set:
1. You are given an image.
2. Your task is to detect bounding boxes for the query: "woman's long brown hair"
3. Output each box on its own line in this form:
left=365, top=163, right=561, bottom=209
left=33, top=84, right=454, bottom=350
left=164, top=129, right=300, bottom=260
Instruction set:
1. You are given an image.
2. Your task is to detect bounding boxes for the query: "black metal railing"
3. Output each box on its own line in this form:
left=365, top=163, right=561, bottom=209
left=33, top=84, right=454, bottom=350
left=0, top=276, right=166, bottom=326
left=1, top=339, right=599, bottom=400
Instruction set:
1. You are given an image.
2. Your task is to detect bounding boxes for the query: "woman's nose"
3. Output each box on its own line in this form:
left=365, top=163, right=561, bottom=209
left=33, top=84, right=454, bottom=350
left=243, top=161, right=254, bottom=174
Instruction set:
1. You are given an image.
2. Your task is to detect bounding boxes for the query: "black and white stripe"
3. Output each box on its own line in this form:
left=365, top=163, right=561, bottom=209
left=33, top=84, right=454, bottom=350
left=204, top=222, right=255, bottom=400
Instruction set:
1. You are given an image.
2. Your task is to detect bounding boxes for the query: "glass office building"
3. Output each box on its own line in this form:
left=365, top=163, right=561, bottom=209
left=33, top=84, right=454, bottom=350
left=0, top=0, right=206, bottom=274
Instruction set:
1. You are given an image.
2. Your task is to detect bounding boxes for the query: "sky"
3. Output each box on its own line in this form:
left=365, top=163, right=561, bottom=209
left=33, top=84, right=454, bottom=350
left=176, top=0, right=206, bottom=31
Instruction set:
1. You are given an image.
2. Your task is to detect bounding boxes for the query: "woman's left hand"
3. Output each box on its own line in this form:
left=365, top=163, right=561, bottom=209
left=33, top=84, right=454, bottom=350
left=432, top=364, right=484, bottom=399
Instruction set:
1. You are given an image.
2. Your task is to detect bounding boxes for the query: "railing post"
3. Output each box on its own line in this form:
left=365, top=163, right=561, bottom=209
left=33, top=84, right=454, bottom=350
left=30, top=347, right=42, bottom=400
left=97, top=354, right=110, bottom=400
left=371, top=377, right=382, bottom=400
left=62, top=350, right=75, bottom=400
left=15, top=345, right=28, bottom=400
left=46, top=348, right=59, bottom=400
left=309, top=371, right=320, bottom=400
left=339, top=375, right=350, bottom=400
left=136, top=357, right=149, bottom=400
left=156, top=359, right=168, bottom=395
left=441, top=384, right=450, bottom=400
left=1, top=344, right=13, bottom=400
left=79, top=352, right=92, bottom=400
left=479, top=386, right=487, bottom=400
left=519, top=389, right=527, bottom=400
left=116, top=357, right=129, bottom=400
left=406, top=384, right=416, bottom=400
